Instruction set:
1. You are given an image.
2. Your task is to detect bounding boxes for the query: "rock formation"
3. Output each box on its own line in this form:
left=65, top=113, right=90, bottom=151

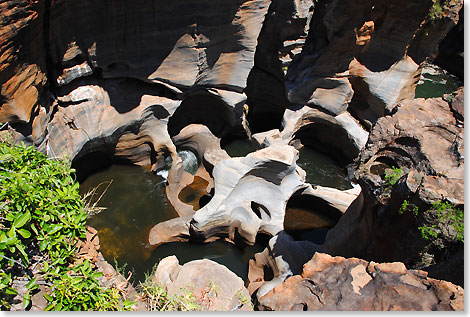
left=256, top=253, right=464, bottom=311
left=0, top=0, right=464, bottom=311
left=322, top=93, right=464, bottom=286
left=153, top=256, right=252, bottom=311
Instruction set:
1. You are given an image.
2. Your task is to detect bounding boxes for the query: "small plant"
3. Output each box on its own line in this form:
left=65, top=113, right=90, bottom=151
left=428, top=0, right=447, bottom=21
left=419, top=201, right=464, bottom=243
left=43, top=260, right=133, bottom=311
left=137, top=279, right=200, bottom=311
left=384, top=166, right=403, bottom=187
left=399, top=200, right=419, bottom=216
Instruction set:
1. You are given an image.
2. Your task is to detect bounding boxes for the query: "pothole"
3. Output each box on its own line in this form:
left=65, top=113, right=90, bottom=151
left=283, top=194, right=341, bottom=245
left=221, top=137, right=257, bottom=158
left=79, top=164, right=177, bottom=284
left=150, top=234, right=270, bottom=282
left=296, top=145, right=353, bottom=190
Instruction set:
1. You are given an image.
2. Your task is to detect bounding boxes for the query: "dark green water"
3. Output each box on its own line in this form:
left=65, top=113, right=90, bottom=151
left=79, top=165, right=177, bottom=282
left=147, top=239, right=267, bottom=282
left=296, top=146, right=353, bottom=190
left=222, top=138, right=256, bottom=157
left=415, top=63, right=461, bottom=98
left=80, top=164, right=267, bottom=283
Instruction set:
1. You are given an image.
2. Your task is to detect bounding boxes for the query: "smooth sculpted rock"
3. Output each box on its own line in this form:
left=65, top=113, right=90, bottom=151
left=323, top=95, right=464, bottom=285
left=256, top=253, right=464, bottom=311
left=0, top=1, right=48, bottom=124
left=286, top=0, right=463, bottom=128
left=153, top=256, right=252, bottom=311
left=253, top=105, right=368, bottom=165
left=189, top=145, right=307, bottom=245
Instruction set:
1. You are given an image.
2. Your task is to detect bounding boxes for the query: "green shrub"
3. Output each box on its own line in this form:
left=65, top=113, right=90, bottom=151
left=0, top=139, right=132, bottom=310
left=418, top=201, right=464, bottom=243
left=384, top=166, right=403, bottom=187
left=43, top=260, right=133, bottom=311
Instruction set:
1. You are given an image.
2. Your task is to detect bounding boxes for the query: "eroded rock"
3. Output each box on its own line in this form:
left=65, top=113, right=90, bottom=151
left=256, top=253, right=464, bottom=311
left=323, top=95, right=464, bottom=285
left=153, top=256, right=252, bottom=311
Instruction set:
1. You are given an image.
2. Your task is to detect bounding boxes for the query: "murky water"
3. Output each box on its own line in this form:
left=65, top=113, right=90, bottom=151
left=415, top=63, right=462, bottom=98
left=80, top=164, right=267, bottom=283
left=222, top=138, right=256, bottom=157
left=79, top=164, right=177, bottom=282
left=297, top=146, right=353, bottom=190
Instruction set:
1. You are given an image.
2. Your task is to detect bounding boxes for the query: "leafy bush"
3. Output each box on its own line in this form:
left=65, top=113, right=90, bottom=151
left=43, top=260, right=133, bottom=311
left=0, top=139, right=131, bottom=310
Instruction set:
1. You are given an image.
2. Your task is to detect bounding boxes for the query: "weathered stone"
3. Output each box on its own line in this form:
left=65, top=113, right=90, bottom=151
left=153, top=256, right=252, bottom=311
left=287, top=0, right=463, bottom=128
left=190, top=145, right=307, bottom=245
left=256, top=253, right=464, bottom=311
left=324, top=95, right=464, bottom=285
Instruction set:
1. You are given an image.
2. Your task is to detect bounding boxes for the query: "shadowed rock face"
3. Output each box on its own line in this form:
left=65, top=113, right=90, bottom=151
left=256, top=253, right=464, bottom=311
left=322, top=94, right=464, bottom=286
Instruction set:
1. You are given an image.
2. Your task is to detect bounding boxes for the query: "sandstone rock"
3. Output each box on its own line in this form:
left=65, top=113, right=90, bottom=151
left=247, top=232, right=320, bottom=300
left=0, top=1, right=48, bottom=124
left=252, top=105, right=368, bottom=165
left=190, top=145, right=307, bottom=245
left=256, top=253, right=464, bottom=311
left=153, top=256, right=252, bottom=311
left=148, top=217, right=191, bottom=247
left=323, top=95, right=464, bottom=284
left=287, top=0, right=463, bottom=128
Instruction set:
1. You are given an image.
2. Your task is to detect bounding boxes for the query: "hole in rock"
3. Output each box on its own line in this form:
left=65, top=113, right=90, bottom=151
left=221, top=135, right=257, bottom=158
left=284, top=194, right=341, bottom=245
left=79, top=164, right=178, bottom=284
left=295, top=145, right=353, bottom=190
left=178, top=176, right=210, bottom=211
left=263, top=264, right=275, bottom=282
left=150, top=233, right=271, bottom=282
left=293, top=121, right=358, bottom=166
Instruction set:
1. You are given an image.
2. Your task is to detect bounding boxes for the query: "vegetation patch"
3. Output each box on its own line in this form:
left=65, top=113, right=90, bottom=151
left=0, top=137, right=130, bottom=310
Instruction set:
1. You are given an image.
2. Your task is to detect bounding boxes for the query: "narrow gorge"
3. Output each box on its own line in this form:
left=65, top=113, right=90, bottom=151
left=0, top=0, right=464, bottom=311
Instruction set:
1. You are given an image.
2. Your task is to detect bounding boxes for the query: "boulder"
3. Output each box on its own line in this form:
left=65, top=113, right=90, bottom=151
left=256, top=253, right=464, bottom=311
left=153, top=256, right=252, bottom=311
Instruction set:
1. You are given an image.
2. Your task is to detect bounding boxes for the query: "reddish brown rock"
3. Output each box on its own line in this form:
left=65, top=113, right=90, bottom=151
left=257, top=253, right=464, bottom=311
left=322, top=94, right=464, bottom=286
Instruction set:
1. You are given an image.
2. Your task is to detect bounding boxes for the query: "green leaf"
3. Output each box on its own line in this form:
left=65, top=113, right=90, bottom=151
left=26, top=277, right=37, bottom=290
left=13, top=210, right=31, bottom=228
left=23, top=292, right=31, bottom=308
left=43, top=293, right=53, bottom=302
left=5, top=287, right=18, bottom=295
left=17, top=229, right=31, bottom=239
